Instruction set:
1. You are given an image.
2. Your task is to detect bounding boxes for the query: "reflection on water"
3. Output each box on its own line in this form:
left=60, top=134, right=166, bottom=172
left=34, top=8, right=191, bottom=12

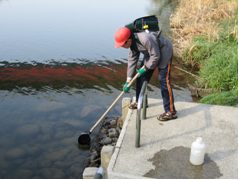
left=0, top=60, right=126, bottom=178
left=0, top=60, right=127, bottom=94
left=0, top=0, right=150, bottom=61
left=0, top=59, right=194, bottom=178
left=0, top=59, right=194, bottom=101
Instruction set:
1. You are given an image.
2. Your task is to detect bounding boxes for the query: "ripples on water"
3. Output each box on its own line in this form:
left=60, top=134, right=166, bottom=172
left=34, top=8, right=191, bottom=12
left=0, top=0, right=197, bottom=178
left=0, top=58, right=193, bottom=178
left=0, top=59, right=127, bottom=178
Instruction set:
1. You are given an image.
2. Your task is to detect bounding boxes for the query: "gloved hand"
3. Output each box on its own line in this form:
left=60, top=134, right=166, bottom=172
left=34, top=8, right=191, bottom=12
left=123, top=82, right=131, bottom=93
left=137, top=66, right=147, bottom=78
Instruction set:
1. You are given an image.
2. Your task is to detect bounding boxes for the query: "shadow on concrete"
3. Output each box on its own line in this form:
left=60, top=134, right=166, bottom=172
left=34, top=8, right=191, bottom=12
left=208, top=149, right=238, bottom=161
left=141, top=103, right=213, bottom=147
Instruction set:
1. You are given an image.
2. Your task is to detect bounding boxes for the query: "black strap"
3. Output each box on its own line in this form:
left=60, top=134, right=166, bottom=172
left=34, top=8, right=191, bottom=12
left=156, top=29, right=162, bottom=38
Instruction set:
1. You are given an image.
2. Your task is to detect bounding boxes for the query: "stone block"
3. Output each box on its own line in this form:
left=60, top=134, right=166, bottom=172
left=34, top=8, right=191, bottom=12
left=101, top=145, right=115, bottom=169
left=82, top=167, right=98, bottom=179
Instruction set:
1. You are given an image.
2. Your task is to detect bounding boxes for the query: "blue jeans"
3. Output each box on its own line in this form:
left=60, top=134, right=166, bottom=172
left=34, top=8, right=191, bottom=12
left=136, top=60, right=176, bottom=112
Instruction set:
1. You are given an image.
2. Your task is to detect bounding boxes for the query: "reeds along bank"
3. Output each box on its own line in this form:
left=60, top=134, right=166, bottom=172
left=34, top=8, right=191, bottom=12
left=169, top=0, right=238, bottom=60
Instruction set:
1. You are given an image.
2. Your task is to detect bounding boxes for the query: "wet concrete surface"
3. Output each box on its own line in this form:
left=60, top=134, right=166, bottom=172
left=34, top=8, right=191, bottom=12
left=107, top=98, right=238, bottom=179
left=144, top=146, right=223, bottom=179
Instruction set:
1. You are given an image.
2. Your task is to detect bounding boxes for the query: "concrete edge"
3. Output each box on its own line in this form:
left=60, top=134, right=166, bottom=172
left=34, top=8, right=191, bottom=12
left=107, top=108, right=133, bottom=170
left=107, top=171, right=152, bottom=179
left=107, top=108, right=150, bottom=179
left=83, top=107, right=141, bottom=179
left=115, top=108, right=133, bottom=148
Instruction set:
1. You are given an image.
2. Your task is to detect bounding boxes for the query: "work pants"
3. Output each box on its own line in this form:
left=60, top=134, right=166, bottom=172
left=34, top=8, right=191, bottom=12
left=136, top=59, right=176, bottom=112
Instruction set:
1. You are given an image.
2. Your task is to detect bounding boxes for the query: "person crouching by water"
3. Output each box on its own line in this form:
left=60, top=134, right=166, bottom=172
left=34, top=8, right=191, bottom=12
left=114, top=27, right=177, bottom=121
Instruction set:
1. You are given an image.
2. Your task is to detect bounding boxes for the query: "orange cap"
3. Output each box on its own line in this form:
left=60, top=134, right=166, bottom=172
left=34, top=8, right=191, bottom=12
left=114, top=27, right=131, bottom=48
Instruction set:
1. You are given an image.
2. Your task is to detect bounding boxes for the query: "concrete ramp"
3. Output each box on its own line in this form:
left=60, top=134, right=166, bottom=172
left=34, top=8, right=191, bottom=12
left=107, top=98, right=238, bottom=179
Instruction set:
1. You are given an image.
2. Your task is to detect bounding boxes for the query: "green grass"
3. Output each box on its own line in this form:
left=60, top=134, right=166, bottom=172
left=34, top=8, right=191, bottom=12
left=199, top=89, right=238, bottom=107
left=184, top=9, right=238, bottom=107
left=198, top=43, right=238, bottom=91
left=183, top=36, right=216, bottom=67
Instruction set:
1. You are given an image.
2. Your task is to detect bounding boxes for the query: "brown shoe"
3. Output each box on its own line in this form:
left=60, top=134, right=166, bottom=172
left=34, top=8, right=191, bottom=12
left=157, top=111, right=177, bottom=121
left=128, top=102, right=138, bottom=109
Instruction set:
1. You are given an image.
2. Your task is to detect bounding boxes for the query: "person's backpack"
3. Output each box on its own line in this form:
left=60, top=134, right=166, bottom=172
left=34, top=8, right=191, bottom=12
left=125, top=15, right=162, bottom=46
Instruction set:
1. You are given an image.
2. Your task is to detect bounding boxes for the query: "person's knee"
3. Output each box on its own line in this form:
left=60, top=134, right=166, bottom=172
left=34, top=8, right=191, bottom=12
left=159, top=78, right=166, bottom=84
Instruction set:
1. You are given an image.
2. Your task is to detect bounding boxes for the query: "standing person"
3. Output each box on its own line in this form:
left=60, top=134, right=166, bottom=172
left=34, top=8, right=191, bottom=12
left=114, top=27, right=177, bottom=121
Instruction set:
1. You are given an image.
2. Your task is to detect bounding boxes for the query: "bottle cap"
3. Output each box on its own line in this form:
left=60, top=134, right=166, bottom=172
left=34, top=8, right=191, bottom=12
left=196, top=137, right=202, bottom=143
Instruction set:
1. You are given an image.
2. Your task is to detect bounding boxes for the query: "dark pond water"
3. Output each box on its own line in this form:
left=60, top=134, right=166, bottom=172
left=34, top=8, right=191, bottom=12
left=0, top=0, right=198, bottom=178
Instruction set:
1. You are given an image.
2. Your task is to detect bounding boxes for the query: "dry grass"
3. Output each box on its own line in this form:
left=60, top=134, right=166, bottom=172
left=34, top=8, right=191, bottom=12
left=170, top=0, right=238, bottom=58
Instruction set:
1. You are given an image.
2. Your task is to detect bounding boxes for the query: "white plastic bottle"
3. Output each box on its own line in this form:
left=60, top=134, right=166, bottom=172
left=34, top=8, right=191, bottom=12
left=189, top=137, right=206, bottom=165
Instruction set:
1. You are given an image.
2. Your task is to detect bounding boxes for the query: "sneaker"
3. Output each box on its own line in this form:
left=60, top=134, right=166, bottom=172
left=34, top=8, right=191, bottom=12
left=128, top=102, right=148, bottom=109
left=157, top=111, right=177, bottom=121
